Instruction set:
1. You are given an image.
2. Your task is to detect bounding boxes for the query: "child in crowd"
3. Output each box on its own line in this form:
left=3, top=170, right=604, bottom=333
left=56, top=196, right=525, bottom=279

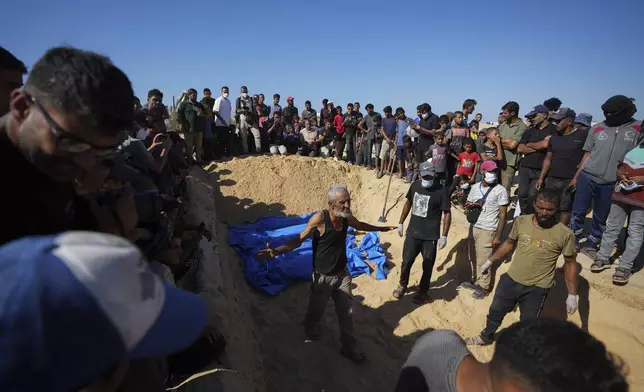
left=452, top=174, right=472, bottom=206
left=317, top=119, right=335, bottom=158
left=427, top=132, right=449, bottom=185
left=403, top=135, right=418, bottom=182
left=469, top=120, right=480, bottom=140
left=480, top=127, right=503, bottom=165
left=453, top=139, right=480, bottom=187
left=446, top=111, right=470, bottom=187
left=268, top=111, right=287, bottom=155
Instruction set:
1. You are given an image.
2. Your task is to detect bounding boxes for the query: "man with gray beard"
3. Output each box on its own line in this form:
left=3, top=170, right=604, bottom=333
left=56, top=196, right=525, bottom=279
left=257, top=185, right=395, bottom=363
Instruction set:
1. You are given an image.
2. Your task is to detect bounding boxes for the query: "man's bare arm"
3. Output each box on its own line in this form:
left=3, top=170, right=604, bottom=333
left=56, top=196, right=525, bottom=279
left=257, top=212, right=323, bottom=259
left=517, top=143, right=537, bottom=154
left=399, top=200, right=412, bottom=224
left=488, top=237, right=517, bottom=262
left=442, top=211, right=451, bottom=237
left=347, top=214, right=395, bottom=232
left=563, top=255, right=578, bottom=295
left=494, top=205, right=508, bottom=245
left=502, top=139, right=519, bottom=150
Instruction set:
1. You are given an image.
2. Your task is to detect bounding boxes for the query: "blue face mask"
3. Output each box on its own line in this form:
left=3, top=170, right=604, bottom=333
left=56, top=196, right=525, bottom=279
left=421, top=179, right=434, bottom=188
left=460, top=183, right=470, bottom=190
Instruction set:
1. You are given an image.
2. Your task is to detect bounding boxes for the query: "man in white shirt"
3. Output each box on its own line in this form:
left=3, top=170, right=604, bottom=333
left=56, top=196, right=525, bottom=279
left=213, top=86, right=232, bottom=158
left=461, top=160, right=509, bottom=299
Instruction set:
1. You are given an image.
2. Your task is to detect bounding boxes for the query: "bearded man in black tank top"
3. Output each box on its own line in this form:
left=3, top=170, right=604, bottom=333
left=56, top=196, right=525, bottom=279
left=257, top=185, right=395, bottom=363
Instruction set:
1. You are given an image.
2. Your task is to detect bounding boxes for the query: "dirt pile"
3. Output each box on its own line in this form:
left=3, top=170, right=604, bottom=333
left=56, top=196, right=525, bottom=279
left=205, top=155, right=644, bottom=392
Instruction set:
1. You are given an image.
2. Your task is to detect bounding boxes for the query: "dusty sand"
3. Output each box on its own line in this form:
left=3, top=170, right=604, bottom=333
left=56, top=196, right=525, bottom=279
left=204, top=155, right=644, bottom=392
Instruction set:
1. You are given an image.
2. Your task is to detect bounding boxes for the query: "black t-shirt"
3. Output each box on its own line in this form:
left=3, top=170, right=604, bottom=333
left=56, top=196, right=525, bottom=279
left=343, top=113, right=358, bottom=136
left=405, top=181, right=450, bottom=240
left=519, top=123, right=558, bottom=169
left=417, top=113, right=440, bottom=150
left=547, top=128, right=590, bottom=179
left=0, top=118, right=96, bottom=245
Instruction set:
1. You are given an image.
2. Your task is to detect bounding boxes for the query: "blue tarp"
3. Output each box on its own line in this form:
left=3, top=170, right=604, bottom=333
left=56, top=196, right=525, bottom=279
left=228, top=212, right=389, bottom=295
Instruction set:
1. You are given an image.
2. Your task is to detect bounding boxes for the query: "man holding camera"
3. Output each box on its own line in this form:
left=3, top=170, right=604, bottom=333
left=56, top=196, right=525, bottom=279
left=236, top=86, right=259, bottom=154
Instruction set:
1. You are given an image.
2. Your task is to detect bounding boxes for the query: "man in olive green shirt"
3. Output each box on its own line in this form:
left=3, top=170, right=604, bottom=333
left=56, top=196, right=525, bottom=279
left=177, top=88, right=205, bottom=164
left=466, top=189, right=579, bottom=345
left=497, top=101, right=527, bottom=194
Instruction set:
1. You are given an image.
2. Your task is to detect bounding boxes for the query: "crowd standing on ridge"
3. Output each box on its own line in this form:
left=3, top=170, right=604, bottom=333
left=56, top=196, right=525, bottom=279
left=0, top=45, right=638, bottom=391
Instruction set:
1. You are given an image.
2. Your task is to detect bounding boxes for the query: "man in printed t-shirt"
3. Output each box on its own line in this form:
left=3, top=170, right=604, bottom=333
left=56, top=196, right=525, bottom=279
left=394, top=160, right=452, bottom=304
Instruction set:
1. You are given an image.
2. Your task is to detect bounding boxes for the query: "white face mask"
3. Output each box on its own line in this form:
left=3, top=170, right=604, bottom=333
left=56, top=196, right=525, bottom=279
left=460, top=183, right=470, bottom=190
left=421, top=179, right=433, bottom=188
left=241, top=92, right=248, bottom=98
left=223, top=92, right=229, bottom=99
left=484, top=172, right=497, bottom=184
left=422, top=112, right=429, bottom=119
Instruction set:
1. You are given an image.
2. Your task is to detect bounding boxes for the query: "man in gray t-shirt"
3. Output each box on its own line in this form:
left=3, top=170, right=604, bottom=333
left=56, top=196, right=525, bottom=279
left=395, top=318, right=627, bottom=392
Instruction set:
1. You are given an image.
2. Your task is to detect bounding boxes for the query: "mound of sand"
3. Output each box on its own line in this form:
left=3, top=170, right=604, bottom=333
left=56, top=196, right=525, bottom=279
left=203, top=155, right=644, bottom=392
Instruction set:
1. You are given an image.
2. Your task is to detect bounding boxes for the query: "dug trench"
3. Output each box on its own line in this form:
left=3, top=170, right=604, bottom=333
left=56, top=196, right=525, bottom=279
left=190, top=155, right=644, bottom=392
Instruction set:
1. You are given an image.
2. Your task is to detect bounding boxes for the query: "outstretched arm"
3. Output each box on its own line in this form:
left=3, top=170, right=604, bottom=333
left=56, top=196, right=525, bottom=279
left=346, top=214, right=396, bottom=232
left=256, top=211, right=323, bottom=259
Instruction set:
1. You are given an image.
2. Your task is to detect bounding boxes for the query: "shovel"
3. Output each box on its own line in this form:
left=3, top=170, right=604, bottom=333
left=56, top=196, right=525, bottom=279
left=378, top=155, right=397, bottom=222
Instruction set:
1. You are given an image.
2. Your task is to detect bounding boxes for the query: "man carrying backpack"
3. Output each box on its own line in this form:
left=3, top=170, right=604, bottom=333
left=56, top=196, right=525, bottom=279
left=461, top=161, right=509, bottom=299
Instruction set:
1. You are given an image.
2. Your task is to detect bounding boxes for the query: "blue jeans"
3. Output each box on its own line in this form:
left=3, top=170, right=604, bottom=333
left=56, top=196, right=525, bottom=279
left=569, top=171, right=614, bottom=246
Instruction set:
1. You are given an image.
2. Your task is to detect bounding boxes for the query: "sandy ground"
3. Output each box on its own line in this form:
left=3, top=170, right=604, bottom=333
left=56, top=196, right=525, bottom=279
left=203, top=155, right=644, bottom=392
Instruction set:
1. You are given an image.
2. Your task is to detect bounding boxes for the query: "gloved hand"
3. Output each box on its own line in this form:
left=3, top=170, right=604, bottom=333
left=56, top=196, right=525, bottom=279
left=480, top=260, right=493, bottom=275
left=438, top=236, right=447, bottom=250
left=397, top=223, right=404, bottom=237
left=566, top=294, right=579, bottom=315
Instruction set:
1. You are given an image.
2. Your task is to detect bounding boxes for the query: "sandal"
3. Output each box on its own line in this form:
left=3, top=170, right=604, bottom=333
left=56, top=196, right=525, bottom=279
left=376, top=171, right=384, bottom=179
left=612, top=268, right=632, bottom=285
left=590, top=260, right=611, bottom=272
left=341, top=347, right=366, bottom=363
left=392, top=285, right=407, bottom=299
left=465, top=335, right=492, bottom=346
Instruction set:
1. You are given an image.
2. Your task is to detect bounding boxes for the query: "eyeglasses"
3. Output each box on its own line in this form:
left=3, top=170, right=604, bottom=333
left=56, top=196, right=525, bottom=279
left=29, top=95, right=120, bottom=157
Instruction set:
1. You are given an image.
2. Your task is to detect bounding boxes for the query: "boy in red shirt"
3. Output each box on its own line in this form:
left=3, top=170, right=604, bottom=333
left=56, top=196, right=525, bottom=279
left=455, top=139, right=480, bottom=183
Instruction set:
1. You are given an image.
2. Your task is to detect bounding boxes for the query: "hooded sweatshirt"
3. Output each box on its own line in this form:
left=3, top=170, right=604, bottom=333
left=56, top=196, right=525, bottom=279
left=581, top=120, right=643, bottom=184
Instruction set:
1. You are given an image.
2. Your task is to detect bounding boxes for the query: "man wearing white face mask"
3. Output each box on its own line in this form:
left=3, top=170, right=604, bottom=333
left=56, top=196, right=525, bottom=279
left=213, top=86, right=232, bottom=158
left=461, top=161, right=509, bottom=299
left=394, top=160, right=452, bottom=304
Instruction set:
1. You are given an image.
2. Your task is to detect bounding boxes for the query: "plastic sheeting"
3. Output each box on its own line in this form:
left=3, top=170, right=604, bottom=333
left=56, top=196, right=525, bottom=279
left=228, top=212, right=389, bottom=295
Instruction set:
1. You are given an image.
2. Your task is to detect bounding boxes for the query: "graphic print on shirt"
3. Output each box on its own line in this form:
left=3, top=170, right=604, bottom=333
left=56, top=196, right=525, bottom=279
left=462, top=158, right=474, bottom=168
left=412, top=192, right=431, bottom=218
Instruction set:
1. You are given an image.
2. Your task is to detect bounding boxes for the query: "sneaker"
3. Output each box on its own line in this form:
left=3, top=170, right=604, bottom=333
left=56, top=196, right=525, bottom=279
left=472, top=285, right=490, bottom=300
left=392, top=285, right=407, bottom=299
left=465, top=335, right=492, bottom=346
left=590, top=259, right=611, bottom=272
left=458, top=281, right=477, bottom=291
left=412, top=291, right=431, bottom=304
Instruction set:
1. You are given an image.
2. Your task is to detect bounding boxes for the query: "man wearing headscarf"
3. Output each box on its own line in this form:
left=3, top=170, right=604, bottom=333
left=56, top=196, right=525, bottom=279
left=569, top=95, right=642, bottom=258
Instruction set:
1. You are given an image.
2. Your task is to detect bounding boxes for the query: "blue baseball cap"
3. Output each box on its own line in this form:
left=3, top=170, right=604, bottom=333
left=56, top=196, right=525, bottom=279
left=524, top=104, right=550, bottom=118
left=0, top=232, right=207, bottom=392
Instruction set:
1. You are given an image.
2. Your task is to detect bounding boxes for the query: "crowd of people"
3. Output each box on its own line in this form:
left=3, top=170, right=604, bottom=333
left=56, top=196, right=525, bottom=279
left=0, top=43, right=639, bottom=392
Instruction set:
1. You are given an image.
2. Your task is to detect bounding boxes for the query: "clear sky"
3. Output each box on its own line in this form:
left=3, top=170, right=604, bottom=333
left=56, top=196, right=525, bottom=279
left=2, top=0, right=643, bottom=122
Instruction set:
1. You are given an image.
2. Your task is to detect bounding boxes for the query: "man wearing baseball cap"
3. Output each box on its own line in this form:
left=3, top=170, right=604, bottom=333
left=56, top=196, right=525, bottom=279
left=572, top=113, right=592, bottom=134
left=536, top=108, right=585, bottom=226
left=394, top=160, right=452, bottom=304
left=517, top=104, right=558, bottom=215
left=283, top=96, right=299, bottom=132
left=0, top=232, right=207, bottom=392
left=461, top=160, right=509, bottom=299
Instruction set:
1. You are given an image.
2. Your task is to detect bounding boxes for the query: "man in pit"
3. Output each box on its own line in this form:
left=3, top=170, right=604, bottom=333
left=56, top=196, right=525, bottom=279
left=257, top=185, right=395, bottom=363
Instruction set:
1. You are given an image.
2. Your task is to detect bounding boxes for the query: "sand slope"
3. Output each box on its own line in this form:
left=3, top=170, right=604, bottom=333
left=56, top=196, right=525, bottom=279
left=209, top=155, right=644, bottom=392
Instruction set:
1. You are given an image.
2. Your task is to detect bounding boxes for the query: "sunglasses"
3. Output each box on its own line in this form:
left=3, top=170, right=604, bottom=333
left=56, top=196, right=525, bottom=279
left=29, top=95, right=120, bottom=157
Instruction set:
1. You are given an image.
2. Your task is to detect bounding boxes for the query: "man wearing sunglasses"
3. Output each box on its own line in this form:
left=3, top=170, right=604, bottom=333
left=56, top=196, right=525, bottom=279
left=0, top=46, right=134, bottom=245
left=0, top=46, right=27, bottom=117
